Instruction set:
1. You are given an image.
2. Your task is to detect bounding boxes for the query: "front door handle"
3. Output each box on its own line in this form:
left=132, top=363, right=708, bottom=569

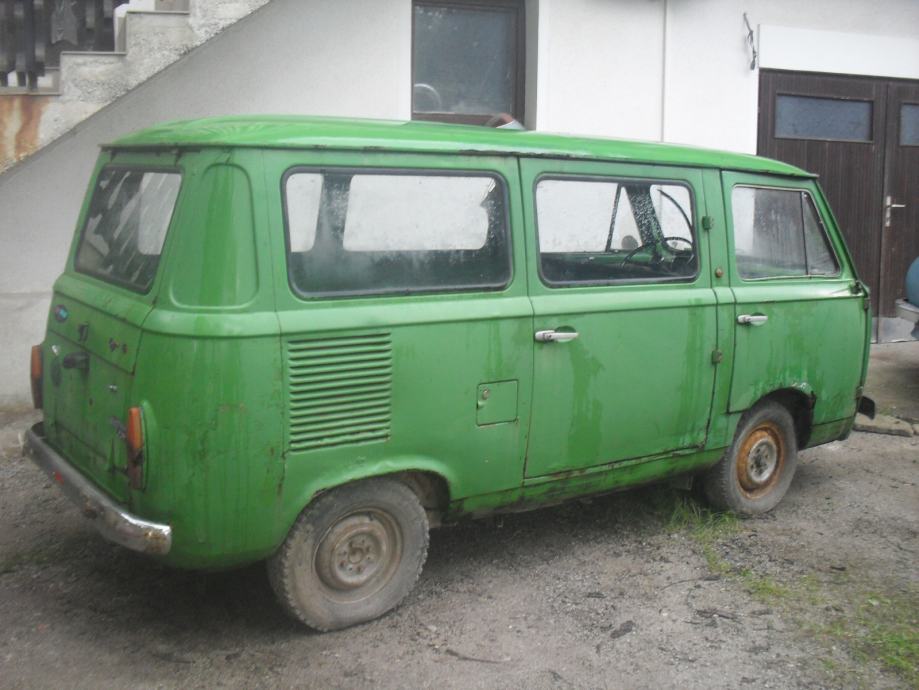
left=535, top=329, right=579, bottom=343
left=737, top=314, right=768, bottom=326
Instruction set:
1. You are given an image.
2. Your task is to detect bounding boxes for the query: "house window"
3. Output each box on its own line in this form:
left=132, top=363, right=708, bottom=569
left=412, top=0, right=525, bottom=125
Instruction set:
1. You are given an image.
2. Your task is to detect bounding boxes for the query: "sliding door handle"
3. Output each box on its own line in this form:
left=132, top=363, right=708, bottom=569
left=535, top=329, right=579, bottom=343
left=737, top=314, right=768, bottom=326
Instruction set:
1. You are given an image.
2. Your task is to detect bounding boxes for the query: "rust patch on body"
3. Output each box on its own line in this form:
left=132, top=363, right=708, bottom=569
left=0, top=95, right=51, bottom=170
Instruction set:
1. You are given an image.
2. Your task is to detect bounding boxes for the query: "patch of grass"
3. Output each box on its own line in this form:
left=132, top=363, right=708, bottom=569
left=652, top=490, right=918, bottom=686
left=663, top=491, right=739, bottom=541
left=815, top=591, right=919, bottom=687
left=739, top=569, right=791, bottom=601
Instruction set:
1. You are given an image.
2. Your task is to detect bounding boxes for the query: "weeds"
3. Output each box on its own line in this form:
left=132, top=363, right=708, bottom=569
left=658, top=489, right=919, bottom=686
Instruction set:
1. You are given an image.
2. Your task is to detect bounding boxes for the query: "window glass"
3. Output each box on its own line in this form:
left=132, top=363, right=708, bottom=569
left=802, top=195, right=840, bottom=276
left=901, top=104, right=919, bottom=146
left=286, top=173, right=322, bottom=251
left=284, top=170, right=510, bottom=297
left=413, top=2, right=520, bottom=119
left=535, top=178, right=697, bottom=285
left=732, top=187, right=838, bottom=279
left=775, top=95, right=872, bottom=142
left=344, top=176, right=491, bottom=250
left=75, top=169, right=181, bottom=293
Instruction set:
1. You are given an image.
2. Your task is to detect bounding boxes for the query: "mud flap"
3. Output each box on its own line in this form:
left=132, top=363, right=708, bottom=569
left=857, top=395, right=876, bottom=419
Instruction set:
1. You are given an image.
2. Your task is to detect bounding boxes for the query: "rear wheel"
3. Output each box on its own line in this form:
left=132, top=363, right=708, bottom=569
left=268, top=478, right=429, bottom=631
left=702, top=401, right=799, bottom=516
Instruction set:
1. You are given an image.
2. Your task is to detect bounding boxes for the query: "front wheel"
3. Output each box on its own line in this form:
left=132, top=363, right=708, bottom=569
left=268, top=478, right=429, bottom=631
left=702, top=401, right=799, bottom=516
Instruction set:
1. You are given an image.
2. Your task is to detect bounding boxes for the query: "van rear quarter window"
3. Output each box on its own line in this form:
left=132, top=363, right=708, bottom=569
left=74, top=169, right=181, bottom=293
left=283, top=169, right=511, bottom=297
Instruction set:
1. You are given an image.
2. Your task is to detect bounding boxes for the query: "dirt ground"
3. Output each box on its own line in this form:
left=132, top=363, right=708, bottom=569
left=0, top=407, right=916, bottom=690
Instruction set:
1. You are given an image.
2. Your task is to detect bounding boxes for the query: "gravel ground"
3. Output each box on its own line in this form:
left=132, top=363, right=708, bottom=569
left=1, top=408, right=916, bottom=689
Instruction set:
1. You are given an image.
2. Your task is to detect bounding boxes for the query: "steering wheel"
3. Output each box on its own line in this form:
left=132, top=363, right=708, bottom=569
left=622, top=240, right=663, bottom=266
left=662, top=236, right=693, bottom=252
left=622, top=237, right=694, bottom=268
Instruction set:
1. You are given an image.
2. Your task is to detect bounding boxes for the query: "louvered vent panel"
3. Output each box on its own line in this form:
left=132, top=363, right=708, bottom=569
left=287, top=333, right=393, bottom=452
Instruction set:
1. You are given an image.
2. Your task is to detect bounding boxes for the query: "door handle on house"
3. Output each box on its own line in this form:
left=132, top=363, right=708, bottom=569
left=535, top=329, right=579, bottom=343
left=884, top=195, right=907, bottom=228
left=737, top=314, right=768, bottom=326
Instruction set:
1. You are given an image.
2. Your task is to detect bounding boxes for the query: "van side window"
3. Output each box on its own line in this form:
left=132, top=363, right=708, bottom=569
left=284, top=170, right=510, bottom=297
left=534, top=177, right=697, bottom=285
left=732, top=187, right=839, bottom=279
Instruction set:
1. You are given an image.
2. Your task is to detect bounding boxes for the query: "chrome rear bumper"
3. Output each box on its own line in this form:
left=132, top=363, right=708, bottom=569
left=24, top=423, right=172, bottom=555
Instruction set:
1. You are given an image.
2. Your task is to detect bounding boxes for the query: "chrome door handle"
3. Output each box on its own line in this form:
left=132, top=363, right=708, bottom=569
left=737, top=314, right=768, bottom=326
left=535, top=329, right=579, bottom=343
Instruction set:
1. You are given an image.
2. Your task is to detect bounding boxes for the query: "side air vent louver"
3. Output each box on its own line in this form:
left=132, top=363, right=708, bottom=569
left=287, top=333, right=393, bottom=452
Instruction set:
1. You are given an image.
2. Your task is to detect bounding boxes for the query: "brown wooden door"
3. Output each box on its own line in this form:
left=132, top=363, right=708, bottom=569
left=758, top=70, right=919, bottom=335
left=881, top=82, right=919, bottom=324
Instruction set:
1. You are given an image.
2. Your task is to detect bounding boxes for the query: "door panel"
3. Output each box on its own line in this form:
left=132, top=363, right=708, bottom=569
left=723, top=172, right=868, bottom=425
left=521, top=159, right=717, bottom=478
left=880, top=82, right=919, bottom=324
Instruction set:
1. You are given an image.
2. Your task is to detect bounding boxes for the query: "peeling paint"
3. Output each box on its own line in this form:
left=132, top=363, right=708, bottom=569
left=0, top=95, right=52, bottom=170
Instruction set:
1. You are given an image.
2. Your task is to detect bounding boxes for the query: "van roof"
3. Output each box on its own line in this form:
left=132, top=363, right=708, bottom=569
left=108, top=115, right=814, bottom=178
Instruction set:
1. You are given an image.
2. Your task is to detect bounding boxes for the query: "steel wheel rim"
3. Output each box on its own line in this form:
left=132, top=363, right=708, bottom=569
left=314, top=509, right=403, bottom=603
left=736, top=422, right=786, bottom=499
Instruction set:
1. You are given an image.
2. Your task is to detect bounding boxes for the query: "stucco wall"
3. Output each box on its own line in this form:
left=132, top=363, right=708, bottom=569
left=3, top=0, right=919, bottom=404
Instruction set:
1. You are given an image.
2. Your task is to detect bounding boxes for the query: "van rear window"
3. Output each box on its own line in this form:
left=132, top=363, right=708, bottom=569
left=284, top=170, right=511, bottom=297
left=75, top=169, right=181, bottom=293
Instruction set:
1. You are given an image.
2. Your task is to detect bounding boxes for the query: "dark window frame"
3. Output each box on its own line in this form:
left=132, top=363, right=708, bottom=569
left=900, top=102, right=919, bottom=147
left=730, top=184, right=842, bottom=282
left=281, top=165, right=515, bottom=300
left=532, top=173, right=701, bottom=289
left=73, top=165, right=183, bottom=295
left=411, top=0, right=526, bottom=125
left=772, top=92, right=875, bottom=144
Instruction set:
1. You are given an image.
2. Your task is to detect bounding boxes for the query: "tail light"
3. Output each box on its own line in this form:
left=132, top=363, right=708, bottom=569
left=30, top=345, right=43, bottom=409
left=126, top=406, right=145, bottom=490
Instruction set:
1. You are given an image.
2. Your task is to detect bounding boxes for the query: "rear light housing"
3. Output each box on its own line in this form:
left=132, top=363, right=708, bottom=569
left=30, top=345, right=43, bottom=409
left=126, top=406, right=145, bottom=490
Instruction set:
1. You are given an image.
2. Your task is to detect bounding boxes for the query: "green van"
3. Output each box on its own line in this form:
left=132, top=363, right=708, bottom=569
left=26, top=116, right=873, bottom=631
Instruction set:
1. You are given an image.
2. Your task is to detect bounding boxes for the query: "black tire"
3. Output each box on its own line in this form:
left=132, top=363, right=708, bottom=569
left=702, top=401, right=799, bottom=516
left=267, top=478, right=429, bottom=631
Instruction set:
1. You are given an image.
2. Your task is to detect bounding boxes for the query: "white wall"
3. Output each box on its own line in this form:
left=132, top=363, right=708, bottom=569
left=662, top=0, right=919, bottom=153
left=0, top=0, right=411, bottom=406
left=535, top=0, right=665, bottom=139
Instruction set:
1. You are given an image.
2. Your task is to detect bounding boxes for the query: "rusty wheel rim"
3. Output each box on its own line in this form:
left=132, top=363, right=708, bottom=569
left=314, top=509, right=402, bottom=603
left=735, top=422, right=786, bottom=499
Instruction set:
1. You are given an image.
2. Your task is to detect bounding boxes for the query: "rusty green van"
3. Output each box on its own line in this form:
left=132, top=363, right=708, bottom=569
left=26, top=116, right=873, bottom=630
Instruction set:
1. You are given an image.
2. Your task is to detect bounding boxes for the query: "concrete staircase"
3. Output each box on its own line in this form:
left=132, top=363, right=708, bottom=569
left=0, top=0, right=269, bottom=172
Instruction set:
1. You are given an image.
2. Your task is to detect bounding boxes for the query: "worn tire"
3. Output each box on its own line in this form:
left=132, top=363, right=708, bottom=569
left=702, top=401, right=799, bottom=516
left=267, top=478, right=429, bottom=631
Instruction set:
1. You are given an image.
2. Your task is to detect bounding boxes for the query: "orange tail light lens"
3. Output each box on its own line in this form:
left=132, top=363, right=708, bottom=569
left=126, top=406, right=145, bottom=489
left=30, top=345, right=43, bottom=410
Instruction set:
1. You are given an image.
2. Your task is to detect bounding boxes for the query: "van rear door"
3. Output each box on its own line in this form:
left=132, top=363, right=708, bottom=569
left=43, top=164, right=182, bottom=503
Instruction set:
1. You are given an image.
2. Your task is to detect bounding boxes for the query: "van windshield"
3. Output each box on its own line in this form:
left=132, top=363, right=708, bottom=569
left=74, top=168, right=181, bottom=293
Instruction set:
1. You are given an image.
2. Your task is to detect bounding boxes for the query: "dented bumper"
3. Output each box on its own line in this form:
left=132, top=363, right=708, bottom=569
left=25, top=423, right=172, bottom=556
